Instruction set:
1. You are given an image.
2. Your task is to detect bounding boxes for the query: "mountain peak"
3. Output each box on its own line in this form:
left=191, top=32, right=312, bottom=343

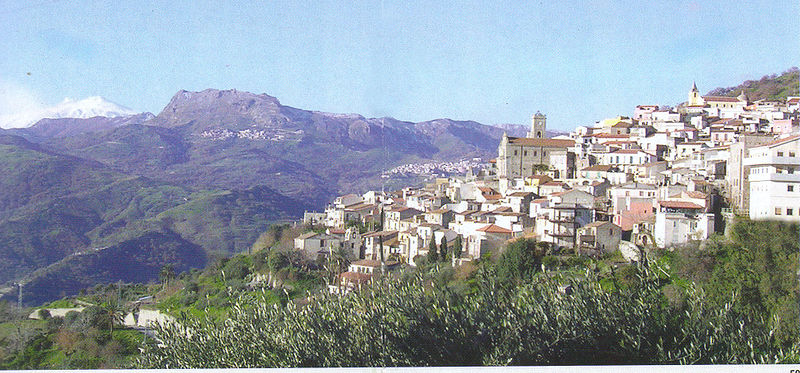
left=0, top=96, right=139, bottom=129
left=151, top=89, right=285, bottom=131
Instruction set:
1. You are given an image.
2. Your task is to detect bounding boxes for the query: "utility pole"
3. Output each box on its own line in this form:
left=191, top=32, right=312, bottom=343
left=17, top=282, right=23, bottom=309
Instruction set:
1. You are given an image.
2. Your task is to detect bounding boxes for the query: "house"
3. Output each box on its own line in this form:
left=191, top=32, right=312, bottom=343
left=330, top=259, right=400, bottom=294
left=503, top=191, right=534, bottom=214
left=608, top=183, right=658, bottom=231
left=654, top=200, right=714, bottom=248
left=577, top=221, right=622, bottom=255
left=384, top=206, right=423, bottom=231
left=599, top=149, right=658, bottom=172
left=362, top=230, right=398, bottom=260
left=464, top=224, right=513, bottom=260
left=425, top=208, right=455, bottom=227
left=535, top=203, right=594, bottom=249
left=294, top=232, right=343, bottom=260
left=744, top=134, right=800, bottom=222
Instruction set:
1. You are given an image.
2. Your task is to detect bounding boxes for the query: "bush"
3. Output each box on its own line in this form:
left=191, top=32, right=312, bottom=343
left=137, top=265, right=798, bottom=368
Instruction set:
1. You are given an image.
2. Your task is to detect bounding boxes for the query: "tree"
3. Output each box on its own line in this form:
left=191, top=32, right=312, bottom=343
left=496, top=238, right=545, bottom=284
left=427, top=238, right=439, bottom=262
left=100, top=300, right=125, bottom=334
left=159, top=264, right=176, bottom=289
left=452, top=236, right=463, bottom=260
left=439, top=236, right=448, bottom=262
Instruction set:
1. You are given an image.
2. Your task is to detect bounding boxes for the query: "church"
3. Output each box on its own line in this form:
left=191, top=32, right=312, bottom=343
left=686, top=82, right=749, bottom=117
left=496, top=112, right=575, bottom=187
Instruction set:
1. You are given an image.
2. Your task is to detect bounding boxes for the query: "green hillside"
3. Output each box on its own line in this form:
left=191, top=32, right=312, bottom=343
left=0, top=138, right=308, bottom=305
left=707, top=67, right=799, bottom=101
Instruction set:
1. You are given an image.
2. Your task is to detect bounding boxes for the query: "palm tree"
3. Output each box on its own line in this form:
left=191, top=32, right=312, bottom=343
left=159, top=264, right=176, bottom=290
left=101, top=300, right=125, bottom=334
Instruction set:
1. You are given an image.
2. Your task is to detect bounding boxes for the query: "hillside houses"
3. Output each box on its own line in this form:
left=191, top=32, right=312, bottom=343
left=298, top=83, right=799, bottom=269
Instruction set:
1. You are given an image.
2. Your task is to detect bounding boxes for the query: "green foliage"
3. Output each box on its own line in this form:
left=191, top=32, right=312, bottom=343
left=495, top=238, right=544, bottom=284
left=137, top=265, right=798, bottom=368
left=222, top=255, right=252, bottom=280
left=707, top=67, right=799, bottom=101
left=439, top=236, right=448, bottom=261
left=452, top=236, right=463, bottom=259
left=427, top=239, right=439, bottom=262
left=666, top=218, right=799, bottom=346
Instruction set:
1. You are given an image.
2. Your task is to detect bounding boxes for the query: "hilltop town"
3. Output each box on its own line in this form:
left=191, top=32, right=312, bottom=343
left=298, top=85, right=800, bottom=292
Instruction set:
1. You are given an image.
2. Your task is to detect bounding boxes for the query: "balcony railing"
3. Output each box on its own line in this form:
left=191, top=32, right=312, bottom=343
left=743, top=155, right=800, bottom=167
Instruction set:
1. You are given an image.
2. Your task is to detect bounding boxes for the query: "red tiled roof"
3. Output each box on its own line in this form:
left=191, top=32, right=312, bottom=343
left=612, top=149, right=651, bottom=155
left=363, top=230, right=397, bottom=238
left=581, top=165, right=612, bottom=172
left=351, top=259, right=400, bottom=267
left=757, top=134, right=800, bottom=148
left=476, top=224, right=513, bottom=234
left=508, top=191, right=533, bottom=197
left=702, top=96, right=741, bottom=103
left=658, top=200, right=704, bottom=209
left=684, top=191, right=707, bottom=199
left=592, top=133, right=630, bottom=138
left=339, top=272, right=373, bottom=283
left=507, top=137, right=575, bottom=147
left=611, top=121, right=633, bottom=128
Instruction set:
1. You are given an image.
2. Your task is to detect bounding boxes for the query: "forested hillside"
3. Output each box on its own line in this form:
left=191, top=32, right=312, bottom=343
left=707, top=67, right=799, bottom=101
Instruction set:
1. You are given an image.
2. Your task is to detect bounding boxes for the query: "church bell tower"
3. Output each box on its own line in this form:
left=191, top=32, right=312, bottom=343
left=529, top=111, right=546, bottom=138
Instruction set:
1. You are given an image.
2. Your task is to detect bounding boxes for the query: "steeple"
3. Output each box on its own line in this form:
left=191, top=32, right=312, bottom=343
left=529, top=112, right=546, bottom=138
left=688, top=82, right=703, bottom=106
left=737, top=90, right=748, bottom=103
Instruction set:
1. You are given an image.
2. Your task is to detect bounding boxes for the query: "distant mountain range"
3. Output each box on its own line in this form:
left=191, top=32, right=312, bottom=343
left=0, top=88, right=551, bottom=305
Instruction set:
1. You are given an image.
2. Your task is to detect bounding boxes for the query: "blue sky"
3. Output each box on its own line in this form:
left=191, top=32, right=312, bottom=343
left=0, top=1, right=797, bottom=130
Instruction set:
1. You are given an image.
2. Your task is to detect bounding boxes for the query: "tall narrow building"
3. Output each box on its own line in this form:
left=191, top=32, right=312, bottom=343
left=528, top=111, right=546, bottom=138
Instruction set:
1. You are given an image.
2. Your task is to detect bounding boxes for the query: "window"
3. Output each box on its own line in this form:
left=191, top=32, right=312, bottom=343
left=775, top=207, right=782, bottom=215
left=524, top=151, right=527, bottom=156
left=533, top=151, right=537, bottom=156
left=791, top=152, right=796, bottom=157
left=777, top=151, right=784, bottom=156
left=789, top=185, right=794, bottom=192
left=514, top=150, right=518, bottom=156
left=788, top=208, right=794, bottom=216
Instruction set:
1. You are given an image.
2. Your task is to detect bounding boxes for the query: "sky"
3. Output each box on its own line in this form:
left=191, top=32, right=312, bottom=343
left=0, top=1, right=798, bottom=130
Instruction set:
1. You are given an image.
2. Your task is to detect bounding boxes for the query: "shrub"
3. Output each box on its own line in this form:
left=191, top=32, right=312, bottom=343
left=137, top=265, right=798, bottom=368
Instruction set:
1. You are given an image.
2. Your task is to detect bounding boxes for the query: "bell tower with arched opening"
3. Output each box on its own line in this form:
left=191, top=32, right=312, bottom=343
left=529, top=111, right=546, bottom=138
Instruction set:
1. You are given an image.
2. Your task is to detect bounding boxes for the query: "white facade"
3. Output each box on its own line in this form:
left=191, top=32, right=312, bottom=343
left=745, top=135, right=800, bottom=222
left=654, top=207, right=714, bottom=248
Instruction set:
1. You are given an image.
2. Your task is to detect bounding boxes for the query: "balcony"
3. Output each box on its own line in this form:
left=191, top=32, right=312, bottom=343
left=743, top=155, right=800, bottom=167
left=749, top=172, right=800, bottom=183
left=547, top=216, right=575, bottom=223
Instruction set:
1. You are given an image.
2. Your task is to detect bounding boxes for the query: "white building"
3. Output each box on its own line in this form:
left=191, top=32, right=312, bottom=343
left=745, top=134, right=800, bottom=222
left=654, top=200, right=714, bottom=248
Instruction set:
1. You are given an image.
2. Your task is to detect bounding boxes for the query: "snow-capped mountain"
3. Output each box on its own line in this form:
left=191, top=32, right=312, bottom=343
left=0, top=96, right=139, bottom=129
